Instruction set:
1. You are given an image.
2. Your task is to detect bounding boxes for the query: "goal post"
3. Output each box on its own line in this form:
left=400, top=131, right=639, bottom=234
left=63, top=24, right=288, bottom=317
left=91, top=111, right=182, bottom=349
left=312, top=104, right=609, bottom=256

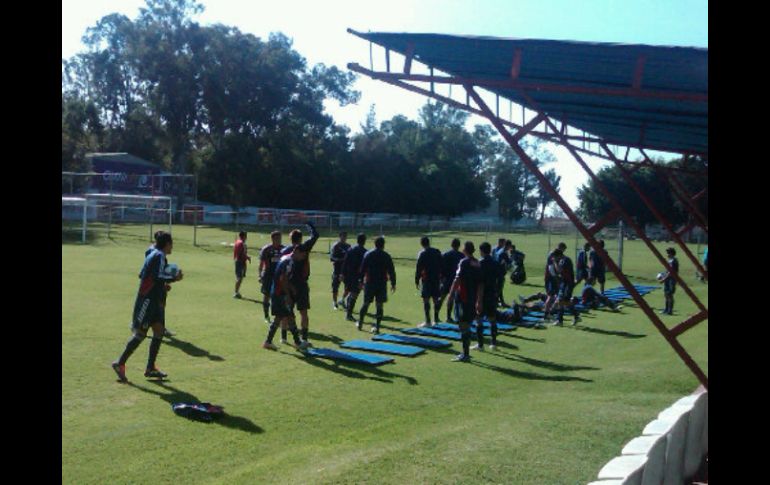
left=84, top=193, right=173, bottom=241
left=62, top=196, right=88, bottom=243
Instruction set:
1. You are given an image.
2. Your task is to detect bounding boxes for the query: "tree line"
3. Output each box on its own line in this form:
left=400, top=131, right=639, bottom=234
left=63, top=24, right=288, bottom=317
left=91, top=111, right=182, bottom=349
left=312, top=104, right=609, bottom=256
left=62, top=0, right=562, bottom=220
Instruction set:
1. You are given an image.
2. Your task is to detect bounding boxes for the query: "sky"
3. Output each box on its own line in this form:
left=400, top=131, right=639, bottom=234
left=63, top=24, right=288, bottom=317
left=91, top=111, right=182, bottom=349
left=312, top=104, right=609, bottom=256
left=62, top=0, right=708, bottom=209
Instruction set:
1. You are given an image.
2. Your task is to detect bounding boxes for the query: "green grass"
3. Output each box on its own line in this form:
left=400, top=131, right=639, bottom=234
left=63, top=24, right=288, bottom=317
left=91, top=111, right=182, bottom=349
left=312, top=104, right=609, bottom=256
left=62, top=224, right=707, bottom=484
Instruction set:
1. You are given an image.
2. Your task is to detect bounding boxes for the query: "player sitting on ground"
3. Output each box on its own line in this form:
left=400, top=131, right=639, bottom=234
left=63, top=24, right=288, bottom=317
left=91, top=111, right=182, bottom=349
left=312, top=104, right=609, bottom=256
left=581, top=277, right=621, bottom=311
left=112, top=232, right=183, bottom=382
left=415, top=236, right=443, bottom=327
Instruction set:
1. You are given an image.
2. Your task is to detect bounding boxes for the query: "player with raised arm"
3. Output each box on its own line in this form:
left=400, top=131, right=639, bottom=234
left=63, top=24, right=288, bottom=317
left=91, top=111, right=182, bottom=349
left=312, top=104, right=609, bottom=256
left=281, top=221, right=320, bottom=347
left=448, top=241, right=481, bottom=362
left=258, top=231, right=285, bottom=324
left=112, top=232, right=183, bottom=382
left=436, top=238, right=464, bottom=323
left=330, top=231, right=351, bottom=310
left=341, top=233, right=367, bottom=322
left=415, top=236, right=443, bottom=327
left=357, top=236, right=396, bottom=334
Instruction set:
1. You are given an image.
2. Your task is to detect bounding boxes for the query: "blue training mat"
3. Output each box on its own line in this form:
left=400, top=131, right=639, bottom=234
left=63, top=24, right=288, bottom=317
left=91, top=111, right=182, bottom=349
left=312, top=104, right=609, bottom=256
left=521, top=315, right=544, bottom=323
left=472, top=321, right=517, bottom=331
left=372, top=334, right=452, bottom=348
left=305, top=348, right=394, bottom=365
left=401, top=327, right=463, bottom=340
left=340, top=340, right=425, bottom=356
left=432, top=323, right=494, bottom=336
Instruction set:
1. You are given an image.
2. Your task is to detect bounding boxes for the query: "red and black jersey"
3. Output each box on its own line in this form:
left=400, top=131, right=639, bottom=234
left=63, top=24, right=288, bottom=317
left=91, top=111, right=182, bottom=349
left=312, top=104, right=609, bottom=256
left=260, top=243, right=285, bottom=277
left=137, top=248, right=174, bottom=299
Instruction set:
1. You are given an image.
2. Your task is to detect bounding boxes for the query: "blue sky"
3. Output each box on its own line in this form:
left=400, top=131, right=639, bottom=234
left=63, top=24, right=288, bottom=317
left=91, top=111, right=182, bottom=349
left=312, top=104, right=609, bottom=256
left=62, top=0, right=708, bottom=208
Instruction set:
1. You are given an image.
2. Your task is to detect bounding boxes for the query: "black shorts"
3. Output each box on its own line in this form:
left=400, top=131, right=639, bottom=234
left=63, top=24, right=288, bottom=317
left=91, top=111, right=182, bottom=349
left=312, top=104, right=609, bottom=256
left=420, top=279, right=441, bottom=299
left=440, top=278, right=454, bottom=296
left=331, top=272, right=342, bottom=292
left=453, top=299, right=477, bottom=323
left=664, top=279, right=676, bottom=295
left=545, top=277, right=559, bottom=296
left=271, top=294, right=295, bottom=318
left=132, top=296, right=165, bottom=331
left=481, top=293, right=498, bottom=319
left=363, top=283, right=388, bottom=305
left=235, top=261, right=247, bottom=279
left=260, top=272, right=274, bottom=295
left=558, top=282, right=575, bottom=301
left=575, top=269, right=588, bottom=283
left=344, top=275, right=361, bottom=294
left=595, top=271, right=606, bottom=284
left=295, top=282, right=310, bottom=311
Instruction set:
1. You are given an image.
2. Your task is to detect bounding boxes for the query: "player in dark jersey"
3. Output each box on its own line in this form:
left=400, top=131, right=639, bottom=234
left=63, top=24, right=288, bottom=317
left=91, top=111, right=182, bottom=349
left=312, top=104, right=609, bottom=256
left=448, top=241, right=481, bottom=362
left=330, top=231, right=351, bottom=310
left=543, top=242, right=567, bottom=320
left=495, top=240, right=513, bottom=307
left=147, top=231, right=175, bottom=337
left=575, top=242, right=590, bottom=286
left=581, top=277, right=621, bottom=311
left=415, top=237, right=443, bottom=327
left=233, top=231, right=251, bottom=299
left=509, top=244, right=526, bottom=285
left=474, top=242, right=500, bottom=351
left=437, top=238, right=464, bottom=323
left=112, top=232, right=183, bottom=382
left=262, top=248, right=308, bottom=351
left=588, top=239, right=607, bottom=294
left=259, top=231, right=285, bottom=323
left=280, top=222, right=319, bottom=346
left=660, top=247, right=679, bottom=315
left=552, top=250, right=582, bottom=326
left=341, top=233, right=367, bottom=322
left=357, top=236, right=396, bottom=334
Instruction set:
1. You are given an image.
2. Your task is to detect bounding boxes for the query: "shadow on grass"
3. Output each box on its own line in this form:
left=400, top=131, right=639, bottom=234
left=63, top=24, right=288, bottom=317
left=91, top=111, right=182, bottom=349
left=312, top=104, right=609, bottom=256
left=508, top=333, right=547, bottom=344
left=240, top=297, right=265, bottom=305
left=288, top=352, right=419, bottom=385
left=470, top=361, right=593, bottom=383
left=307, top=332, right=344, bottom=345
left=573, top=324, right=646, bottom=339
left=164, top=336, right=225, bottom=361
left=127, top=381, right=264, bottom=434
left=491, top=351, right=600, bottom=372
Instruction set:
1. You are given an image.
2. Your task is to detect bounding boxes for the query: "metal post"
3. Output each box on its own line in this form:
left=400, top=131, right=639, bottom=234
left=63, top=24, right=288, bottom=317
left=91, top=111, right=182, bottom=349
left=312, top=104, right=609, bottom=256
left=108, top=178, right=113, bottom=239
left=149, top=201, right=153, bottom=242
left=81, top=199, right=87, bottom=243
left=168, top=199, right=172, bottom=234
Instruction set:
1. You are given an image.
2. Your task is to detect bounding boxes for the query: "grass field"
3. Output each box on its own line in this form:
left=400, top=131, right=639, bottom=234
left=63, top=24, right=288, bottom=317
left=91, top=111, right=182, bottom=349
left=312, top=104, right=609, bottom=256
left=62, top=223, right=707, bottom=484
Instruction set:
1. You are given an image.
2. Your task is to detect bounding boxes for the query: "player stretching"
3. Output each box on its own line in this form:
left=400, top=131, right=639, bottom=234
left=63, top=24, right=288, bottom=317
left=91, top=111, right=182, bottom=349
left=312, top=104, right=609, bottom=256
left=330, top=231, right=351, bottom=310
left=660, top=247, right=679, bottom=315
left=416, top=236, right=443, bottom=327
left=259, top=231, right=284, bottom=323
left=357, top=236, right=396, bottom=334
left=448, top=241, right=481, bottom=362
left=474, top=242, right=499, bottom=351
left=341, top=233, right=367, bottom=322
left=437, top=238, right=464, bottom=323
left=112, top=232, right=183, bottom=382
left=281, top=222, right=319, bottom=347
left=233, top=231, right=251, bottom=299
left=262, top=247, right=308, bottom=351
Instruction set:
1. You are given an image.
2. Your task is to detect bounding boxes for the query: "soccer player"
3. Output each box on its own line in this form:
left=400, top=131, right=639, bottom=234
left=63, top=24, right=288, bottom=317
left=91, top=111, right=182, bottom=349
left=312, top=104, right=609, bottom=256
left=575, top=242, right=591, bottom=286
left=552, top=250, right=582, bottom=326
left=415, top=236, right=443, bottom=327
left=330, top=231, right=351, bottom=310
left=588, top=239, right=607, bottom=294
left=660, top=247, right=679, bottom=315
left=473, top=242, right=499, bottom=351
left=495, top=240, right=513, bottom=307
left=233, top=231, right=251, bottom=299
left=147, top=231, right=175, bottom=337
left=448, top=241, right=481, bottom=362
left=581, top=277, right=620, bottom=311
left=259, top=231, right=285, bottom=323
left=437, top=238, right=464, bottom=323
left=543, top=242, right=567, bottom=319
left=112, top=232, right=183, bottom=382
left=509, top=244, right=526, bottom=285
left=357, top=236, right=396, bottom=334
left=262, top=247, right=308, bottom=351
left=341, top=233, right=367, bottom=322
left=281, top=222, right=320, bottom=346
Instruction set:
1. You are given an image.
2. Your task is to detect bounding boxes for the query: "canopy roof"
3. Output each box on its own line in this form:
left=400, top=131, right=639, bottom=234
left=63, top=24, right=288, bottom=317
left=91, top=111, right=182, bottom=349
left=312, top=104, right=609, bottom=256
left=349, top=31, right=708, bottom=155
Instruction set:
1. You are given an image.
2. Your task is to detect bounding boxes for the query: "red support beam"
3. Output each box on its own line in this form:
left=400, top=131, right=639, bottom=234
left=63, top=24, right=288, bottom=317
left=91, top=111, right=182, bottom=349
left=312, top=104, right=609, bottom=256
left=670, top=311, right=709, bottom=338
left=465, top=84, right=708, bottom=388
left=403, top=43, right=415, bottom=74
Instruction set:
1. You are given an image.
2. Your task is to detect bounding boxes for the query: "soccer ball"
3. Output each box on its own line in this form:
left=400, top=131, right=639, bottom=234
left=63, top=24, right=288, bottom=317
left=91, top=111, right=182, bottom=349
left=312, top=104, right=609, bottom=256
left=165, top=263, right=181, bottom=279
left=656, top=272, right=665, bottom=281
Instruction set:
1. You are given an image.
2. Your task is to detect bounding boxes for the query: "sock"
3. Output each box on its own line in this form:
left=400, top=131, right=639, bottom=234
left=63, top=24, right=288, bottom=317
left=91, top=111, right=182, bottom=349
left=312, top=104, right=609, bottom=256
left=265, top=322, right=279, bottom=343
left=263, top=299, right=270, bottom=319
left=447, top=302, right=454, bottom=321
left=434, top=309, right=440, bottom=323
left=557, top=307, right=564, bottom=324
left=461, top=330, right=471, bottom=356
left=281, top=328, right=287, bottom=341
left=301, top=327, right=308, bottom=341
left=375, top=305, right=383, bottom=330
left=146, top=336, right=162, bottom=370
left=491, top=322, right=498, bottom=345
left=476, top=324, right=484, bottom=347
left=118, top=335, right=144, bottom=365
left=348, top=294, right=359, bottom=317
left=289, top=324, right=301, bottom=345
left=423, top=300, right=431, bottom=323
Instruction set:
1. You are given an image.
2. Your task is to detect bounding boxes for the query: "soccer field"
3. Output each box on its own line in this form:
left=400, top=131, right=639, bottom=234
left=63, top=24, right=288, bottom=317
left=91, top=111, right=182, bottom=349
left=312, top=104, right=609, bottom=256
left=62, top=224, right=707, bottom=484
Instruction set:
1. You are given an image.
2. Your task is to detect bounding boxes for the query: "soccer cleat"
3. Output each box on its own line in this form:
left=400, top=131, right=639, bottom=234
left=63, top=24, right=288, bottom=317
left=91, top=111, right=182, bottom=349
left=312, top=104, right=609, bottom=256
left=452, top=353, right=470, bottom=362
left=471, top=344, right=484, bottom=352
left=298, top=341, right=310, bottom=351
left=446, top=316, right=456, bottom=323
left=233, top=293, right=242, bottom=299
left=356, top=321, right=363, bottom=331
left=302, top=340, right=313, bottom=348
left=111, top=362, right=127, bottom=382
left=333, top=303, right=339, bottom=310
left=144, top=368, right=167, bottom=379
left=418, top=322, right=433, bottom=328
left=346, top=314, right=356, bottom=322
left=163, top=327, right=175, bottom=337
left=572, top=316, right=582, bottom=326
left=370, top=326, right=380, bottom=334
left=280, top=338, right=288, bottom=345
left=262, top=342, right=278, bottom=351
left=659, top=309, right=668, bottom=315
left=488, top=344, right=497, bottom=351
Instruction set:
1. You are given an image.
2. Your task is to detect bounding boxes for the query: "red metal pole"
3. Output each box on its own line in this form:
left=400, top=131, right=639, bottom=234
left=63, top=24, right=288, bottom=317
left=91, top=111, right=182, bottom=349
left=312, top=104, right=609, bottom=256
left=465, top=85, right=707, bottom=388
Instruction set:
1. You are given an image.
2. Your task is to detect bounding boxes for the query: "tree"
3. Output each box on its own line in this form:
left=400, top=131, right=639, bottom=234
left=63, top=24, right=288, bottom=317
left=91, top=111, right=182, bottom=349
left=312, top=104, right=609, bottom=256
left=537, top=169, right=561, bottom=224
